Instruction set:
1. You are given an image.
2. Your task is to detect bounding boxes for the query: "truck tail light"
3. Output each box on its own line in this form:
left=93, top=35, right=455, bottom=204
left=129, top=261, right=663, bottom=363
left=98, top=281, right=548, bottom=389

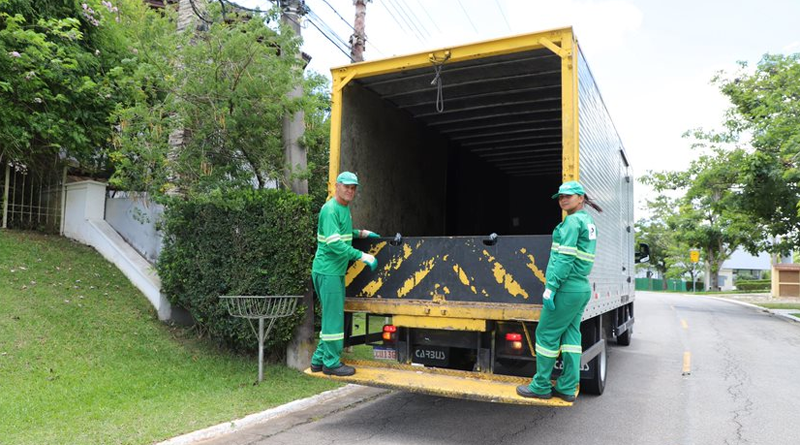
left=505, top=332, right=523, bottom=351
left=382, top=324, right=397, bottom=342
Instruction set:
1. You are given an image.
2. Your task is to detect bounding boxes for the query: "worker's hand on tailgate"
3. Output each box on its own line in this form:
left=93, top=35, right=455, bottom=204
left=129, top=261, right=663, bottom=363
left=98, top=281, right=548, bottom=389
left=360, top=230, right=381, bottom=239
left=542, top=288, right=555, bottom=311
left=360, top=252, right=378, bottom=271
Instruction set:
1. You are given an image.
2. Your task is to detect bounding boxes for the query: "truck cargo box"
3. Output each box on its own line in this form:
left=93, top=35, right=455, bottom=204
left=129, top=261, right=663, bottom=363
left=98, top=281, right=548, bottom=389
left=308, top=27, right=636, bottom=404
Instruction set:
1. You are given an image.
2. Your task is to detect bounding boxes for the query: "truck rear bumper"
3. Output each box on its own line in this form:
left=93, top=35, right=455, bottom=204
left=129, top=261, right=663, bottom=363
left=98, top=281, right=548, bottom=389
left=304, top=359, right=575, bottom=406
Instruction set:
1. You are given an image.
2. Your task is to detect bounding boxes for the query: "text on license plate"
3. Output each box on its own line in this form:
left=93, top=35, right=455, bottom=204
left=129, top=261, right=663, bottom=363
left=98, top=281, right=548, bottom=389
left=373, top=347, right=397, bottom=360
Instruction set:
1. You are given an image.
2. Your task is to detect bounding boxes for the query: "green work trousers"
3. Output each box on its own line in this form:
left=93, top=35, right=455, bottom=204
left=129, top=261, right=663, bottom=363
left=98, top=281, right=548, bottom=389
left=310, top=272, right=346, bottom=369
left=529, top=290, right=591, bottom=395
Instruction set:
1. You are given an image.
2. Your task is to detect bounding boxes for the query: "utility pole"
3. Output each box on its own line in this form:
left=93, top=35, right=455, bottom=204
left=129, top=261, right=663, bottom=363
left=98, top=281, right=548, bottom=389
left=281, top=0, right=308, bottom=195
left=350, top=0, right=370, bottom=62
left=281, top=0, right=313, bottom=372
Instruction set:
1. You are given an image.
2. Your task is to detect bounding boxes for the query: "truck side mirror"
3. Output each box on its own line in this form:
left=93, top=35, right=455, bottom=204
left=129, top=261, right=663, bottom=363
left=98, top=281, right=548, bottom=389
left=636, top=243, right=650, bottom=264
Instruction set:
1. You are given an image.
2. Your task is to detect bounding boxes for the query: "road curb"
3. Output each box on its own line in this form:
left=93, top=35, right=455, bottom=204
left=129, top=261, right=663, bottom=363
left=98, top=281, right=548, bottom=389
left=155, top=384, right=370, bottom=445
left=702, top=295, right=800, bottom=323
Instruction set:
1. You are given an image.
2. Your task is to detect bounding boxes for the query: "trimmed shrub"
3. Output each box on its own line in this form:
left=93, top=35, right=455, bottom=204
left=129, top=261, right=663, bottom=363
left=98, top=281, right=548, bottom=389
left=735, top=279, right=771, bottom=291
left=158, top=189, right=315, bottom=355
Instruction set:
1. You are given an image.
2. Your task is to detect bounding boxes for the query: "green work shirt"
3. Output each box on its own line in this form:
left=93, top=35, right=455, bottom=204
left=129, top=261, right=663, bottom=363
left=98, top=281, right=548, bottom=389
left=312, top=198, right=363, bottom=276
left=545, top=209, right=597, bottom=293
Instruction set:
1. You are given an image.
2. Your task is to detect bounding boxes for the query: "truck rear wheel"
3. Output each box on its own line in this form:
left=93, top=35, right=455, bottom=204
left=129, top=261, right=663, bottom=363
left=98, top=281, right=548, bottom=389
left=616, top=325, right=632, bottom=346
left=580, top=342, right=606, bottom=395
left=580, top=316, right=607, bottom=395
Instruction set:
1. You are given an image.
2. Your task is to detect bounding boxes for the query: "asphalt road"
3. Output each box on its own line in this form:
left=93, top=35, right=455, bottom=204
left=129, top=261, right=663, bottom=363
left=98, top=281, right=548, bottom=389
left=197, top=292, right=800, bottom=445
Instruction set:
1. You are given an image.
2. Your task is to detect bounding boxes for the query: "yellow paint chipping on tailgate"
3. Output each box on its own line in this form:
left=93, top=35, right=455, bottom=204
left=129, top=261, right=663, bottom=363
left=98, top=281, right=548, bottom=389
left=398, top=257, right=437, bottom=298
left=304, top=360, right=574, bottom=406
left=345, top=241, right=388, bottom=287
left=520, top=248, right=547, bottom=284
left=482, top=250, right=529, bottom=299
left=453, top=264, right=478, bottom=294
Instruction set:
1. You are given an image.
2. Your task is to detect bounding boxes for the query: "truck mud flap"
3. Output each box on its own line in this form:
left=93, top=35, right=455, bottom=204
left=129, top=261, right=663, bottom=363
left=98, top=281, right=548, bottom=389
left=304, top=359, right=575, bottom=406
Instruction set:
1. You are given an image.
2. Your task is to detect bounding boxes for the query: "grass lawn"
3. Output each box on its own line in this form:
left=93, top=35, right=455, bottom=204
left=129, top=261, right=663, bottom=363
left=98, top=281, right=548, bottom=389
left=0, top=230, right=341, bottom=445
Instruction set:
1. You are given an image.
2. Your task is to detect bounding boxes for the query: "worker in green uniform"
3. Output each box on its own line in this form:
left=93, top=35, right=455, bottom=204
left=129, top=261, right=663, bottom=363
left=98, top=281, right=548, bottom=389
left=517, top=181, right=602, bottom=401
left=309, top=171, right=380, bottom=376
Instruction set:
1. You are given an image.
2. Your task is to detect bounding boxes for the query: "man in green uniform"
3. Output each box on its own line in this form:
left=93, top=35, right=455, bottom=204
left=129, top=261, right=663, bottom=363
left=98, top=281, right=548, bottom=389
left=309, top=171, right=379, bottom=376
left=517, top=181, right=599, bottom=401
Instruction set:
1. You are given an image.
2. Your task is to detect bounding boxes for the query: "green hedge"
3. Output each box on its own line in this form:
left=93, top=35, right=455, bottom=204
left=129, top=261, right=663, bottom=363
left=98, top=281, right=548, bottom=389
left=735, top=279, right=771, bottom=291
left=158, top=189, right=315, bottom=354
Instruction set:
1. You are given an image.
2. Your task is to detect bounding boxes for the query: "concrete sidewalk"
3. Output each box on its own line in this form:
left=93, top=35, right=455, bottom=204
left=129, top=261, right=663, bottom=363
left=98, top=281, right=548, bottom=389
left=156, top=385, right=389, bottom=445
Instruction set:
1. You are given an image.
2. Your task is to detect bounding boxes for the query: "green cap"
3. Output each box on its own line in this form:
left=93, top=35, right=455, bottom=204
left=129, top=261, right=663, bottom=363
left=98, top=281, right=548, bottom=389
left=336, top=171, right=359, bottom=185
left=551, top=181, right=585, bottom=199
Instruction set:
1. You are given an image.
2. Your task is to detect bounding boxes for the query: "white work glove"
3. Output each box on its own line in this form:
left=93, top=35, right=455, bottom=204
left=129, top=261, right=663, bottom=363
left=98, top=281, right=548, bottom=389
left=360, top=229, right=381, bottom=239
left=542, top=288, right=555, bottom=311
left=360, top=252, right=378, bottom=271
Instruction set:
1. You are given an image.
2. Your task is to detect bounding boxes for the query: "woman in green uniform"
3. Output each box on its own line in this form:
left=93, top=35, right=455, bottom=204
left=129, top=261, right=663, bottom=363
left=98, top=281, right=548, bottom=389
left=517, top=181, right=602, bottom=402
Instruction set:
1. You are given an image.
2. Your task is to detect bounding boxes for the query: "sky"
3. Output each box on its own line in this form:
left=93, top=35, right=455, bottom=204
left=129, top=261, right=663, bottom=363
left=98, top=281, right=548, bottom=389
left=235, top=0, right=800, bottom=219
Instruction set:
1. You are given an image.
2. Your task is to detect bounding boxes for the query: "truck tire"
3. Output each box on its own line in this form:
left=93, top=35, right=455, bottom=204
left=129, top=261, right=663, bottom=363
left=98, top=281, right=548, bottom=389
left=581, top=342, right=607, bottom=395
left=616, top=325, right=632, bottom=346
left=615, top=302, right=634, bottom=346
left=580, top=316, right=606, bottom=395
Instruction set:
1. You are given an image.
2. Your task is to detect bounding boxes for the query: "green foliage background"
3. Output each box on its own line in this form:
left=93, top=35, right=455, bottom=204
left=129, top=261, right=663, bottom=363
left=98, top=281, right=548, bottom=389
left=157, top=188, right=315, bottom=354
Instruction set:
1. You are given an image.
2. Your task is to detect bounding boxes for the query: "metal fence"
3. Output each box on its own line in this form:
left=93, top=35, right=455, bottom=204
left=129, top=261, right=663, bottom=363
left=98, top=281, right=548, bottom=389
left=1, top=157, right=66, bottom=233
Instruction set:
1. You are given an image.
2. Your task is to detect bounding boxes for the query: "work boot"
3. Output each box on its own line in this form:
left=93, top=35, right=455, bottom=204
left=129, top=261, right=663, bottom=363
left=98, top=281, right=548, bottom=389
left=310, top=363, right=323, bottom=373
left=552, top=389, right=576, bottom=402
left=323, top=364, right=356, bottom=376
left=516, top=385, right=552, bottom=399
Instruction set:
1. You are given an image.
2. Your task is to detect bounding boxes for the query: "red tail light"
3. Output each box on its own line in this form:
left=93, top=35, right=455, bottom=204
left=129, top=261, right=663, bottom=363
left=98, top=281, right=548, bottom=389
left=505, top=333, right=522, bottom=341
left=382, top=324, right=397, bottom=342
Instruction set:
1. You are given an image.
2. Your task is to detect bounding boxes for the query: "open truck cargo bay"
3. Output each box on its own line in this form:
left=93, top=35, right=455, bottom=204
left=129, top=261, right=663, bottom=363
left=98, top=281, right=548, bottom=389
left=307, top=27, right=636, bottom=404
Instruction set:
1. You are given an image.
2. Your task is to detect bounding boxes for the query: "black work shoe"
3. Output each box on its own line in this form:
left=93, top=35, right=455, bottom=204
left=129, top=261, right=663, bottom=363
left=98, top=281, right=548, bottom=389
left=310, top=363, right=323, bottom=373
left=323, top=364, right=356, bottom=376
left=552, top=389, right=576, bottom=402
left=516, top=385, right=552, bottom=399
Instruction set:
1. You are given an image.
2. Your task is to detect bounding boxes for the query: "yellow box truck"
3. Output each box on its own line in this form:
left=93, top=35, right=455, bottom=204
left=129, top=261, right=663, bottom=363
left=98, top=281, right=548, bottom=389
left=306, top=27, right=642, bottom=406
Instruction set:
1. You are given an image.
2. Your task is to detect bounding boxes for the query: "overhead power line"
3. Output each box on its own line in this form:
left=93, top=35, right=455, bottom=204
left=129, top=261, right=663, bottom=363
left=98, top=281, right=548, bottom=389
left=391, top=0, right=431, bottom=39
left=494, top=0, right=512, bottom=32
left=413, top=0, right=441, bottom=33
left=456, top=0, right=479, bottom=35
left=318, top=0, right=355, bottom=32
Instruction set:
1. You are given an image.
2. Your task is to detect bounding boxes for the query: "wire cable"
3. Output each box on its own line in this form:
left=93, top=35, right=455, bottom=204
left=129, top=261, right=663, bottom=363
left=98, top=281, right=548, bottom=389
left=456, top=0, right=479, bottom=35
left=318, top=0, right=356, bottom=32
left=413, top=0, right=441, bottom=33
left=392, top=0, right=430, bottom=39
left=382, top=0, right=424, bottom=45
left=493, top=0, right=512, bottom=32
left=188, top=0, right=214, bottom=24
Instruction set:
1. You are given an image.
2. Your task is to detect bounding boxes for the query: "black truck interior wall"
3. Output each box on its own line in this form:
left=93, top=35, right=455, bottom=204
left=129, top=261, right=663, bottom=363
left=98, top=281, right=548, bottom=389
left=339, top=48, right=564, bottom=237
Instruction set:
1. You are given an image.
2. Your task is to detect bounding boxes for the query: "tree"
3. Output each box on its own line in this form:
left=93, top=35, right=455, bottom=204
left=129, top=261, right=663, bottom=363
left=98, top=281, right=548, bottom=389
left=0, top=0, right=134, bottom=171
left=110, top=3, right=330, bottom=197
left=698, top=53, right=800, bottom=257
left=641, top=147, right=751, bottom=290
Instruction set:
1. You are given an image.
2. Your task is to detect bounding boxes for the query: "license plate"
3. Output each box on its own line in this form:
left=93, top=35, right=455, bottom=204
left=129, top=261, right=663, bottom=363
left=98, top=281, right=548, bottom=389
left=373, top=346, right=397, bottom=360
left=412, top=346, right=449, bottom=366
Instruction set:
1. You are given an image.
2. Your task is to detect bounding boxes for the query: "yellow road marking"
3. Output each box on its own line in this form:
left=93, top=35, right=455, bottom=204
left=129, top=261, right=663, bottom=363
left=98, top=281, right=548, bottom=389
left=682, top=351, right=691, bottom=375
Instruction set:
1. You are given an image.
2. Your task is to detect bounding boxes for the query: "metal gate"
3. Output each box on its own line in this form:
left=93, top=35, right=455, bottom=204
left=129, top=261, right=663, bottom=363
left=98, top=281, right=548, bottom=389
left=1, top=157, right=66, bottom=233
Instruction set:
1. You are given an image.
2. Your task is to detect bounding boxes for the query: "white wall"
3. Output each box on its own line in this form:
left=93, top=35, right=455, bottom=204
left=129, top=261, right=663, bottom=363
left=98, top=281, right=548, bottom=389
left=105, top=193, right=164, bottom=264
left=62, top=181, right=178, bottom=322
